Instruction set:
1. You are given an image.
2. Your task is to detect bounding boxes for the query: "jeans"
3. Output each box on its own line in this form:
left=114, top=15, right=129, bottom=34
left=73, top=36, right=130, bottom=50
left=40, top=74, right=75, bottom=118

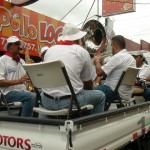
left=5, top=91, right=36, bottom=117
left=143, top=88, right=150, bottom=102
left=94, top=85, right=119, bottom=102
left=41, top=90, right=105, bottom=115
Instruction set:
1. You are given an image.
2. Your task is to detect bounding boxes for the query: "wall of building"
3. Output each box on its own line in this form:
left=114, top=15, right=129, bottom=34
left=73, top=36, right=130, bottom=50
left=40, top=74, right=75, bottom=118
left=125, top=38, right=150, bottom=51
left=141, top=40, right=150, bottom=51
left=125, top=38, right=141, bottom=51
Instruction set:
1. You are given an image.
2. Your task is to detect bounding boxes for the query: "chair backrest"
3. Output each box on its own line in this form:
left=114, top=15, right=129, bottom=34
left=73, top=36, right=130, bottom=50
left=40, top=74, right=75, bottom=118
left=114, top=67, right=140, bottom=92
left=22, top=60, right=81, bottom=118
left=121, top=67, right=140, bottom=85
left=22, top=60, right=67, bottom=89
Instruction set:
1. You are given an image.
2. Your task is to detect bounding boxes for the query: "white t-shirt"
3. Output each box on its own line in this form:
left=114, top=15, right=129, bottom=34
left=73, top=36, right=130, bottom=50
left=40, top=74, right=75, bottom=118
left=138, top=63, right=150, bottom=79
left=43, top=44, right=96, bottom=97
left=0, top=55, right=26, bottom=95
left=102, top=49, right=136, bottom=100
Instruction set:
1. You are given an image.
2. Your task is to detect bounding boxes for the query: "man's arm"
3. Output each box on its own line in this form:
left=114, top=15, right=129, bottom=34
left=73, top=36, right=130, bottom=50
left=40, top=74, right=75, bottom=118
left=93, top=76, right=103, bottom=87
left=0, top=80, right=22, bottom=87
left=0, top=75, right=30, bottom=87
left=93, top=54, right=105, bottom=77
left=94, top=60, right=105, bottom=77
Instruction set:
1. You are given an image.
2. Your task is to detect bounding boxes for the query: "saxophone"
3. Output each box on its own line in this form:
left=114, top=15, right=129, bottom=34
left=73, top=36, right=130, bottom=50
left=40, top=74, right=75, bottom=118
left=25, top=50, right=35, bottom=92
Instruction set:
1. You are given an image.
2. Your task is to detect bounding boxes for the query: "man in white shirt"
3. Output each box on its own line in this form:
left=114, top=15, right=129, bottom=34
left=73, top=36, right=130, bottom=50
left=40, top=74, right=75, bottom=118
left=0, top=36, right=36, bottom=117
left=93, top=35, right=136, bottom=109
left=41, top=23, right=105, bottom=115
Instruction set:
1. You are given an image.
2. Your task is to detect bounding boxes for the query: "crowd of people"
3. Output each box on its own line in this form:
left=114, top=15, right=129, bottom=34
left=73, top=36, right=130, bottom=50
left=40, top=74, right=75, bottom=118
left=0, top=23, right=150, bottom=118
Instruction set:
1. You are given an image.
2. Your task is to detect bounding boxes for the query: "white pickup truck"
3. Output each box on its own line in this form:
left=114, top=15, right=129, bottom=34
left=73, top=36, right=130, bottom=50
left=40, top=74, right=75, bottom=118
left=0, top=101, right=150, bottom=150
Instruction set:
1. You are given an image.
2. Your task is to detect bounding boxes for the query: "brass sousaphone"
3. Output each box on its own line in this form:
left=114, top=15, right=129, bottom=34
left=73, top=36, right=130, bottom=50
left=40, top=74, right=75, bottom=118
left=81, top=20, right=107, bottom=57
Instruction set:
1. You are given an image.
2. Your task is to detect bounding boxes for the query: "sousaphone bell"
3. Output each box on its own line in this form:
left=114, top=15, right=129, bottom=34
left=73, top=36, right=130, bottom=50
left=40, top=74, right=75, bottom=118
left=81, top=20, right=107, bottom=57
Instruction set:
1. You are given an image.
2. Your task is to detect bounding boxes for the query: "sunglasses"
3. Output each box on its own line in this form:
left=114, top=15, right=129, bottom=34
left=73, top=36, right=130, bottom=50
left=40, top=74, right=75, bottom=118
left=13, top=41, right=21, bottom=45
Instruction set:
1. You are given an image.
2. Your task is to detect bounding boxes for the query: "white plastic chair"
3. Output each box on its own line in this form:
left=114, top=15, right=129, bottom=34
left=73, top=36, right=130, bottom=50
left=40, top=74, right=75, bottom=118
left=105, top=67, right=140, bottom=110
left=23, top=60, right=93, bottom=119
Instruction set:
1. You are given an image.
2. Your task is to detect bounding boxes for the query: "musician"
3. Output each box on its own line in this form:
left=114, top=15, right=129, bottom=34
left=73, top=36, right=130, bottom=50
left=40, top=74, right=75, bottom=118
left=93, top=35, right=136, bottom=106
left=0, top=36, right=36, bottom=117
left=41, top=23, right=105, bottom=115
left=129, top=50, right=150, bottom=101
left=129, top=51, right=149, bottom=79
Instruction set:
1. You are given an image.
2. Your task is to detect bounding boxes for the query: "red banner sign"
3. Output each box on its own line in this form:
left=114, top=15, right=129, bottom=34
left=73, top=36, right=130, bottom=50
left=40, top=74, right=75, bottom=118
left=0, top=1, right=64, bottom=56
left=102, top=0, right=136, bottom=16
